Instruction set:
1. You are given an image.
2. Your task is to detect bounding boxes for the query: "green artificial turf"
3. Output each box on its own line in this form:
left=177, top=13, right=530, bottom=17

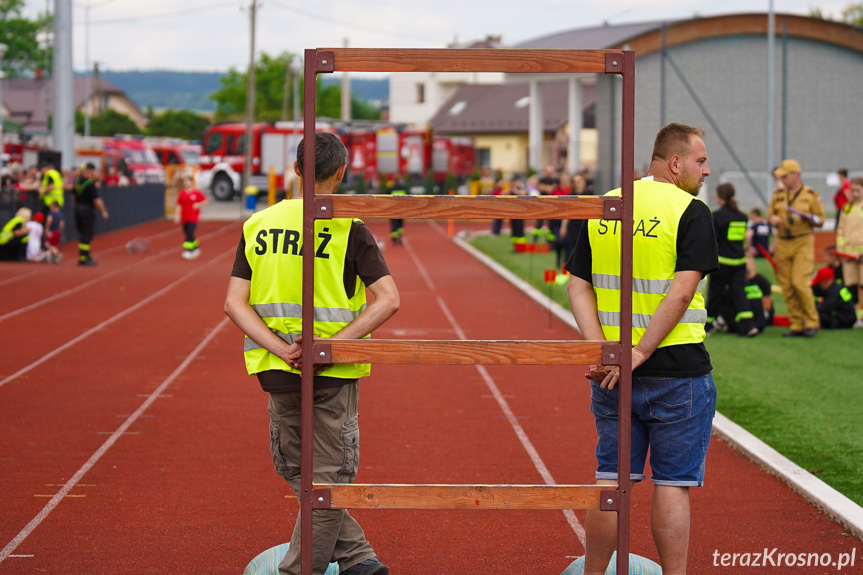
left=470, top=232, right=863, bottom=505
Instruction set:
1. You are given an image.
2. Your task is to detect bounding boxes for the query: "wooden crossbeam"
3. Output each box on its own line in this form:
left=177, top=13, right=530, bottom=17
left=316, top=48, right=618, bottom=74
left=312, top=484, right=613, bottom=510
left=315, top=195, right=615, bottom=221
left=314, top=340, right=618, bottom=366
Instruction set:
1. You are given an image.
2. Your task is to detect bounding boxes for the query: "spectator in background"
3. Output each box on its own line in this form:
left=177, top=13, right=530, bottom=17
left=0, top=207, right=32, bottom=261
left=745, top=208, right=773, bottom=258
left=509, top=176, right=527, bottom=251
left=559, top=172, right=591, bottom=267
left=707, top=183, right=758, bottom=337
left=811, top=267, right=857, bottom=329
left=174, top=175, right=207, bottom=260
left=767, top=159, right=825, bottom=337
left=490, top=176, right=507, bottom=237
left=73, top=163, right=110, bottom=266
left=533, top=165, right=559, bottom=242
left=835, top=176, right=863, bottom=321
left=834, top=168, right=851, bottom=218
left=45, top=201, right=65, bottom=259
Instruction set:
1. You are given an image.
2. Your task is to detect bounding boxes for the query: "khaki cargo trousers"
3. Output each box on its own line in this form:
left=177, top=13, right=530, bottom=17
left=268, top=381, right=376, bottom=575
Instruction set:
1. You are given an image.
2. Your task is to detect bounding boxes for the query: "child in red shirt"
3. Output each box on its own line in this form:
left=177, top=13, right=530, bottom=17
left=174, top=176, right=208, bottom=259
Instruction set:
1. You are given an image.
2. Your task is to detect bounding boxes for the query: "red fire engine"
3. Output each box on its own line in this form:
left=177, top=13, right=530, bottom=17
left=198, top=121, right=477, bottom=200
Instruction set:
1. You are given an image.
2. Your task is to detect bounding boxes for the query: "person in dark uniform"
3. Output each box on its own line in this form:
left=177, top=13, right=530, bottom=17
left=388, top=178, right=407, bottom=245
left=706, top=183, right=758, bottom=337
left=718, top=256, right=774, bottom=334
left=72, top=163, right=110, bottom=266
left=812, top=267, right=857, bottom=329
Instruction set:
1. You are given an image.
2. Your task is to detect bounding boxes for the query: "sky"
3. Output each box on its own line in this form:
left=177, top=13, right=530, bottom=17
left=21, top=0, right=851, bottom=75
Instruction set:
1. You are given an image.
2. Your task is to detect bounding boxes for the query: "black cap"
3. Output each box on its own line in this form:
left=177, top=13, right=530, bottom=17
left=83, top=162, right=96, bottom=170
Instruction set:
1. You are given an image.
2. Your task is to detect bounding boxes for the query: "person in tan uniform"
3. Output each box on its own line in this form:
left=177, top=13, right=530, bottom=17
left=767, top=159, right=825, bottom=336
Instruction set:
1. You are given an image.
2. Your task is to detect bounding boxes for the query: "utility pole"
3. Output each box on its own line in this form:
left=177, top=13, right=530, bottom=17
left=242, top=0, right=257, bottom=194
left=341, top=38, right=351, bottom=121
left=766, top=0, right=775, bottom=195
left=53, top=0, right=74, bottom=170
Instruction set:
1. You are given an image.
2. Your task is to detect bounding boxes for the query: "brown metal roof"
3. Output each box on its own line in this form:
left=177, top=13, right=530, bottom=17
left=429, top=81, right=595, bottom=134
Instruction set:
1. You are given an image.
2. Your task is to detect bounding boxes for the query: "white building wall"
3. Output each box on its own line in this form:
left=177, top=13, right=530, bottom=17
left=389, top=71, right=504, bottom=124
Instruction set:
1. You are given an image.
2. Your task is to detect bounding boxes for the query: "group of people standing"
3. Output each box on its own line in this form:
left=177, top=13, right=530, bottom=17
left=706, top=159, right=863, bottom=336
left=0, top=161, right=109, bottom=265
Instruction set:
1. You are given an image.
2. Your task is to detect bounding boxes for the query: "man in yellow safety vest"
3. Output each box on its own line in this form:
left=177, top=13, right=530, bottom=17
left=224, top=132, right=399, bottom=575
left=565, top=123, right=719, bottom=575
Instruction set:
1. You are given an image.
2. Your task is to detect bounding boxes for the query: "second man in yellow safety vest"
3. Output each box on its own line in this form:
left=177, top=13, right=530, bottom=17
left=565, top=123, right=719, bottom=575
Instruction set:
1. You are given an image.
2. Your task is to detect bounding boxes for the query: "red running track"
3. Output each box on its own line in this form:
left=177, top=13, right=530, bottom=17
left=0, top=218, right=860, bottom=574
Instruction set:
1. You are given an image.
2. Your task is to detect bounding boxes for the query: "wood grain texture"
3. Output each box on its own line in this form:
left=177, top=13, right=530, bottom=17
left=314, top=340, right=606, bottom=365
left=313, top=483, right=610, bottom=510
left=315, top=48, right=618, bottom=73
left=316, top=194, right=608, bottom=220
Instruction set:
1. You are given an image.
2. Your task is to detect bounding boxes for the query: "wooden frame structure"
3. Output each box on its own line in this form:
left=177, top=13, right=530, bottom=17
left=299, top=48, right=635, bottom=575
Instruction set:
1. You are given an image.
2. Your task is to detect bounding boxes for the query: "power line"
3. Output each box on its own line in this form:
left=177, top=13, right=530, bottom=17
left=267, top=0, right=450, bottom=44
left=79, top=0, right=239, bottom=26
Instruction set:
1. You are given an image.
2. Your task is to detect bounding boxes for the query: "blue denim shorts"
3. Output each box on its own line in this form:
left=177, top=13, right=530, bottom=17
left=590, top=373, right=716, bottom=487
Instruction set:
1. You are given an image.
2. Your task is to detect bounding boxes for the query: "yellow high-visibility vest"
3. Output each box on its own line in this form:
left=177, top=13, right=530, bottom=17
left=241, top=199, right=370, bottom=379
left=41, top=169, right=65, bottom=208
left=588, top=179, right=707, bottom=347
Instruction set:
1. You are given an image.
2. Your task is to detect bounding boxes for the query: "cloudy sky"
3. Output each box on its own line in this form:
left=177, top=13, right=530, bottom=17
left=22, top=0, right=850, bottom=74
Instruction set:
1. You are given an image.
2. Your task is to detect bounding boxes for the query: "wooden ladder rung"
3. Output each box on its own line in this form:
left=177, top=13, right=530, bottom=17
left=316, top=48, right=616, bottom=74
left=312, top=484, right=615, bottom=510
left=314, top=340, right=618, bottom=366
left=314, top=194, right=616, bottom=221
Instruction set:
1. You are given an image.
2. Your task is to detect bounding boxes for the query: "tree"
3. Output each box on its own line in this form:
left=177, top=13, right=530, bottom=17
left=76, top=109, right=141, bottom=136
left=147, top=110, right=210, bottom=140
left=840, top=2, right=863, bottom=25
left=210, top=50, right=382, bottom=122
left=0, top=0, right=52, bottom=78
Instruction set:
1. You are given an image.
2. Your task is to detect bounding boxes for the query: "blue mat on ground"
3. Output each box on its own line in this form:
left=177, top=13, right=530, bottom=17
left=243, top=543, right=339, bottom=575
left=561, top=552, right=662, bottom=574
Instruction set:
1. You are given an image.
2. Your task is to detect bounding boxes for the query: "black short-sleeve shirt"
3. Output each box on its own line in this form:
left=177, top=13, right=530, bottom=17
left=564, top=194, right=719, bottom=377
left=231, top=220, right=390, bottom=392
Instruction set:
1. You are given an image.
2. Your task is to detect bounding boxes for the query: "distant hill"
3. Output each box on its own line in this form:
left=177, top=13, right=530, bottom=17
left=86, top=70, right=389, bottom=113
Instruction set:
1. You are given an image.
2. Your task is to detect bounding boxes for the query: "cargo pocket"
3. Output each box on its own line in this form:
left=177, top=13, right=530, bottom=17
left=336, top=416, right=359, bottom=484
left=270, top=420, right=290, bottom=479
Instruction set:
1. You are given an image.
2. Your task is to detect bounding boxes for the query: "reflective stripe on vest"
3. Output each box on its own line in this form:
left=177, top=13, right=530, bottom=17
left=744, top=284, right=764, bottom=300
left=588, top=180, right=708, bottom=347
left=242, top=198, right=369, bottom=379
left=0, top=216, right=25, bottom=245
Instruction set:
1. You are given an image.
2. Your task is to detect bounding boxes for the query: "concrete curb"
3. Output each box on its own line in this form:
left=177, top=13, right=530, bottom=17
left=453, top=230, right=863, bottom=539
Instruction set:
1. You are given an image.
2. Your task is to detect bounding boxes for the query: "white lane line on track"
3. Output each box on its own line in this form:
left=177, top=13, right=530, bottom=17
left=0, top=245, right=235, bottom=390
left=0, top=227, right=179, bottom=289
left=0, top=316, right=231, bottom=564
left=0, top=222, right=238, bottom=323
left=402, top=229, right=587, bottom=546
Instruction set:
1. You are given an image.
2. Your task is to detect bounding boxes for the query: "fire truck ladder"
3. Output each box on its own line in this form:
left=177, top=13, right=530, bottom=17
left=298, top=48, right=636, bottom=575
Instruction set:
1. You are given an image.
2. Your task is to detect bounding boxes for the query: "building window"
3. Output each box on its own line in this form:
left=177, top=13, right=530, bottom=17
left=477, top=148, right=491, bottom=169
left=416, top=83, right=425, bottom=104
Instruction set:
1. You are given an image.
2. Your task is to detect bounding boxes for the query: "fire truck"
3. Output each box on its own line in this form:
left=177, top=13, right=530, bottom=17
left=198, top=121, right=477, bottom=201
left=197, top=121, right=340, bottom=201
left=104, top=136, right=166, bottom=184
left=150, top=139, right=201, bottom=167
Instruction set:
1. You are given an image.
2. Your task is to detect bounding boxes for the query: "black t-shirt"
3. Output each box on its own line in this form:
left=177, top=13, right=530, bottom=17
left=713, top=205, right=747, bottom=260
left=564, top=195, right=719, bottom=377
left=231, top=220, right=390, bottom=393
left=73, top=176, right=99, bottom=208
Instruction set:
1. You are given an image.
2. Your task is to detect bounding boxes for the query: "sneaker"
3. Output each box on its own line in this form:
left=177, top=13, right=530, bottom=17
left=854, top=319, right=863, bottom=329
left=52, top=253, right=64, bottom=264
left=740, top=327, right=760, bottom=338
left=190, top=248, right=201, bottom=259
left=181, top=250, right=194, bottom=260
left=340, top=557, right=389, bottom=575
left=78, top=258, right=97, bottom=266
